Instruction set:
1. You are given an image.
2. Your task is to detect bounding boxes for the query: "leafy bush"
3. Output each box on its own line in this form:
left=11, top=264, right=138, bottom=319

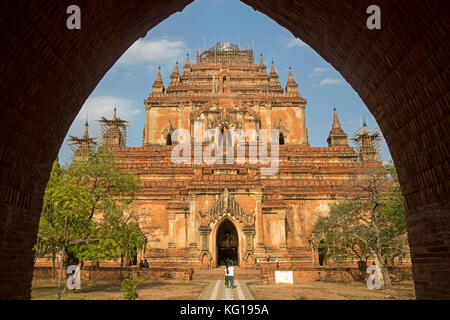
left=121, top=275, right=141, bottom=300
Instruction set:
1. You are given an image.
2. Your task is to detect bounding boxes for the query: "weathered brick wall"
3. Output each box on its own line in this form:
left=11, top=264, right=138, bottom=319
left=0, top=0, right=448, bottom=299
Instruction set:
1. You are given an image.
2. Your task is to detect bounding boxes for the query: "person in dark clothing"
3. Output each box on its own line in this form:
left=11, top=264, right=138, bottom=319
left=224, top=262, right=230, bottom=288
left=139, top=260, right=144, bottom=268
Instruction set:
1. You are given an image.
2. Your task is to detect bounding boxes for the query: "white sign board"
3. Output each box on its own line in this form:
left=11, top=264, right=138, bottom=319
left=275, top=271, right=294, bottom=284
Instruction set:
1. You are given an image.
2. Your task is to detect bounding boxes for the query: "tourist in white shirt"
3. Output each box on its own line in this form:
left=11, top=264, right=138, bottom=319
left=227, top=262, right=235, bottom=288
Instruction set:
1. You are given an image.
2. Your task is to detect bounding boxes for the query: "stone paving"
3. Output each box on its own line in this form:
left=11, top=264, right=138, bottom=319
left=197, top=279, right=255, bottom=300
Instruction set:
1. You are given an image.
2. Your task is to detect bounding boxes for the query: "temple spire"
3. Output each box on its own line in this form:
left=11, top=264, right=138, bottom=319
left=285, top=66, right=298, bottom=93
left=270, top=60, right=276, bottom=75
left=258, top=53, right=266, bottom=73
left=68, top=115, right=97, bottom=162
left=269, top=60, right=279, bottom=83
left=155, top=66, right=163, bottom=82
left=327, top=108, right=348, bottom=147
left=184, top=53, right=190, bottom=69
left=288, top=66, right=294, bottom=79
left=182, top=53, right=191, bottom=81
left=170, top=61, right=180, bottom=84
left=152, top=66, right=165, bottom=93
left=112, top=107, right=117, bottom=121
left=97, top=108, right=129, bottom=147
left=351, top=119, right=382, bottom=162
left=363, top=119, right=368, bottom=134
left=83, top=118, right=89, bottom=139
left=332, top=107, right=341, bottom=129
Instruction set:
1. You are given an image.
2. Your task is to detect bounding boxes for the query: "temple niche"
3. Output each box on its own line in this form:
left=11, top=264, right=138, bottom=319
left=104, top=42, right=383, bottom=269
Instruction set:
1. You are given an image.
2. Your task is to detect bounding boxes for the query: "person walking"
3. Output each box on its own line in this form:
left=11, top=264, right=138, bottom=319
left=228, top=262, right=235, bottom=288
left=224, top=262, right=230, bottom=288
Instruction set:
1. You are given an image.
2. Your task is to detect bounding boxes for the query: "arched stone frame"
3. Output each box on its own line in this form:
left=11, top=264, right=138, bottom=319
left=276, top=119, right=289, bottom=145
left=200, top=251, right=212, bottom=269
left=218, top=69, right=231, bottom=94
left=209, top=215, right=246, bottom=268
left=243, top=251, right=254, bottom=264
left=161, top=119, right=174, bottom=145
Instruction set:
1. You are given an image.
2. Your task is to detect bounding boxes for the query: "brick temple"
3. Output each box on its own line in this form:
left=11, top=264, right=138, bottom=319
left=97, top=42, right=382, bottom=269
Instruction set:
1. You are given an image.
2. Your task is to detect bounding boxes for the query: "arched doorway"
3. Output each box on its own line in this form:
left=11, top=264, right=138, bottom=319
left=216, top=219, right=239, bottom=267
left=318, top=240, right=327, bottom=266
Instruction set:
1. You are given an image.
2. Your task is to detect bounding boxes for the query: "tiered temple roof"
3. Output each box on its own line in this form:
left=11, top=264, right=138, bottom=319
left=161, top=42, right=291, bottom=97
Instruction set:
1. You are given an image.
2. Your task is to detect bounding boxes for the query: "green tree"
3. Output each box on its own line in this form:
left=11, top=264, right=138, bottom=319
left=102, top=209, right=145, bottom=279
left=37, top=149, right=141, bottom=299
left=313, top=164, right=408, bottom=289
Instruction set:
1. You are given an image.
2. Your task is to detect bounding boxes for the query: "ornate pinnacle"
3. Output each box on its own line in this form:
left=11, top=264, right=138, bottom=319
left=332, top=107, right=342, bottom=129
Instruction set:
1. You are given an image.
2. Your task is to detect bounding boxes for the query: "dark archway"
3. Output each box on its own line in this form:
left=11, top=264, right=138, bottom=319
left=0, top=1, right=448, bottom=299
left=279, top=133, right=285, bottom=145
left=216, top=219, right=239, bottom=267
left=318, top=240, right=327, bottom=266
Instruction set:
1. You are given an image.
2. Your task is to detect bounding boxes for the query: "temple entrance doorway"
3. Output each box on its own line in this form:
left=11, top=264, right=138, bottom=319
left=216, top=219, right=239, bottom=267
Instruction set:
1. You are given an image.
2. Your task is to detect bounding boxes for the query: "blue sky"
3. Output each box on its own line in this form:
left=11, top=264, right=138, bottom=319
left=58, top=0, right=391, bottom=166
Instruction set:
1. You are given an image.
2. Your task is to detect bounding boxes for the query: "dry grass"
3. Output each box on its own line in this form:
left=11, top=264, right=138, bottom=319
left=247, top=280, right=415, bottom=300
left=31, top=277, right=207, bottom=300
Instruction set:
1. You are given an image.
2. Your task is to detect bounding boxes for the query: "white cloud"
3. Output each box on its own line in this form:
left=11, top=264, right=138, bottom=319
left=118, top=38, right=187, bottom=66
left=309, top=67, right=329, bottom=77
left=67, top=96, right=142, bottom=141
left=320, top=78, right=343, bottom=86
left=281, top=37, right=307, bottom=49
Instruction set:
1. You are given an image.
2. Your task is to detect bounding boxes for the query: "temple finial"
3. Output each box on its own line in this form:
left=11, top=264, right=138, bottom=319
left=83, top=116, right=89, bottom=138
left=152, top=65, right=165, bottom=93
left=285, top=66, right=298, bottom=93
left=113, top=107, right=117, bottom=121
left=288, top=66, right=294, bottom=80
left=332, top=108, right=341, bottom=129
left=154, top=66, right=163, bottom=82
left=270, top=60, right=277, bottom=77
left=327, top=108, right=348, bottom=147
left=258, top=53, right=266, bottom=72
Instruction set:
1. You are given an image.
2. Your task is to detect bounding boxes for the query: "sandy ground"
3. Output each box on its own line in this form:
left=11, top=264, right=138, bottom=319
left=31, top=277, right=415, bottom=300
left=247, top=280, right=415, bottom=300
left=31, top=277, right=207, bottom=300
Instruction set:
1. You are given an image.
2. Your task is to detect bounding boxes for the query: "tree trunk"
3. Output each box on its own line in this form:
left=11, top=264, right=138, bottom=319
left=51, top=251, right=56, bottom=278
left=120, top=255, right=124, bottom=281
left=56, top=246, right=65, bottom=300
